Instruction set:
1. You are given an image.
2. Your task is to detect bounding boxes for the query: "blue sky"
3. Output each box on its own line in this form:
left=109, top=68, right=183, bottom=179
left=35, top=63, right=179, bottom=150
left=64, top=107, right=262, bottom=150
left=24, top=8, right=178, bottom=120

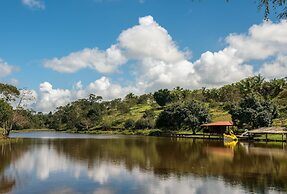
left=0, top=0, right=286, bottom=112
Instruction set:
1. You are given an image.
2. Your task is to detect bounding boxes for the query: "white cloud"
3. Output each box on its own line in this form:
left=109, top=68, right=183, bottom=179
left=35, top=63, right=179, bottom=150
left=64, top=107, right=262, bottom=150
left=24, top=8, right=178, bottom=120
left=194, top=48, right=253, bottom=87
left=39, top=17, right=287, bottom=112
left=226, top=20, right=287, bottom=61
left=37, top=82, right=72, bottom=112
left=135, top=58, right=199, bottom=91
left=36, top=77, right=138, bottom=112
left=22, top=0, right=45, bottom=9
left=44, top=45, right=127, bottom=74
left=0, top=59, right=15, bottom=78
left=118, top=16, right=185, bottom=63
left=88, top=76, right=139, bottom=99
left=258, top=56, right=287, bottom=79
left=44, top=16, right=186, bottom=75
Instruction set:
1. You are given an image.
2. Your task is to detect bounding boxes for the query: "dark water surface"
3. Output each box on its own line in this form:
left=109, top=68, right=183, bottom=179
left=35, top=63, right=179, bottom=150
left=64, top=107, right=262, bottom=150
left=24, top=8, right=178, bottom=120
left=1, top=132, right=287, bottom=194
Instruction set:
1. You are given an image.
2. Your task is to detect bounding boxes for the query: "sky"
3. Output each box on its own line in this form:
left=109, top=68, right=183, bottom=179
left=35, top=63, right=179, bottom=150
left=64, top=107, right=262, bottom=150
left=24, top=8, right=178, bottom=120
left=0, top=0, right=286, bottom=112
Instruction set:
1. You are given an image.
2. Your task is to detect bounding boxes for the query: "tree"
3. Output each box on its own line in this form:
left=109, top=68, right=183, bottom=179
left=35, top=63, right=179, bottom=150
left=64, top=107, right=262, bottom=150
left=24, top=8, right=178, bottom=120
left=225, top=0, right=287, bottom=19
left=16, top=89, right=36, bottom=108
left=156, top=101, right=210, bottom=133
left=137, top=94, right=153, bottom=104
left=153, top=89, right=173, bottom=107
left=50, top=97, right=104, bottom=131
left=0, top=100, right=13, bottom=137
left=124, top=93, right=138, bottom=106
left=0, top=83, right=20, bottom=102
left=237, top=75, right=265, bottom=97
left=124, top=119, right=135, bottom=129
left=135, top=118, right=154, bottom=129
left=258, top=0, right=287, bottom=19
left=229, top=95, right=278, bottom=129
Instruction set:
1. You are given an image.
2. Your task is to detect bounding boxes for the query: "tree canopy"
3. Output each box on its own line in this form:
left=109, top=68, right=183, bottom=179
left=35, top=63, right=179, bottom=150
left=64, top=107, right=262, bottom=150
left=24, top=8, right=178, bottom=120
left=0, top=83, right=20, bottom=102
left=229, top=95, right=279, bottom=129
left=156, top=101, right=210, bottom=133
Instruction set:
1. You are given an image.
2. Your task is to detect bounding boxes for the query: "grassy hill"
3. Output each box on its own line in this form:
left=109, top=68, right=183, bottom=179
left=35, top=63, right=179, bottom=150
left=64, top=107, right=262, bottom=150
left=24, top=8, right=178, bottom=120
left=99, top=102, right=233, bottom=130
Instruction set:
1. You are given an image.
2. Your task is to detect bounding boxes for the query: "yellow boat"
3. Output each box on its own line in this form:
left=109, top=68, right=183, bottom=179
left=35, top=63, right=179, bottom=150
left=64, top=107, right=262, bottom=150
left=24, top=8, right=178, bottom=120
left=223, top=130, right=238, bottom=142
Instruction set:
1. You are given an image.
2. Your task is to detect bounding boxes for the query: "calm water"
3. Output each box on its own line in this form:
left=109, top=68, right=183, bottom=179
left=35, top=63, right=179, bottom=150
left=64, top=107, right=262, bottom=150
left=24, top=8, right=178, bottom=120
left=1, top=132, right=287, bottom=194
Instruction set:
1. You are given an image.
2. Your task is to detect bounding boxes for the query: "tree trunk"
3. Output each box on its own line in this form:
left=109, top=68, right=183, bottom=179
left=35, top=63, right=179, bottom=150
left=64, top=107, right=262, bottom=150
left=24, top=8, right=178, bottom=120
left=1, top=121, right=12, bottom=138
left=2, top=128, right=10, bottom=138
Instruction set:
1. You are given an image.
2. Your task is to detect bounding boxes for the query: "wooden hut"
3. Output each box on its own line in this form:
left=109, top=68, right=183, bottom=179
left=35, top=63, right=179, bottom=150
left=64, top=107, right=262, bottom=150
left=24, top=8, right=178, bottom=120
left=201, top=121, right=233, bottom=135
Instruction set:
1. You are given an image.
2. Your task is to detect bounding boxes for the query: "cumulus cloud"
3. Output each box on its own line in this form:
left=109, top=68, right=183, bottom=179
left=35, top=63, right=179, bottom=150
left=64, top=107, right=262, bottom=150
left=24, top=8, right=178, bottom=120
left=194, top=48, right=254, bottom=87
left=44, top=16, right=187, bottom=76
left=118, top=16, right=185, bottom=63
left=36, top=77, right=138, bottom=112
left=258, top=56, right=287, bottom=79
left=0, top=62, right=13, bottom=77
left=37, top=82, right=72, bottom=112
left=226, top=20, right=287, bottom=61
left=0, top=59, right=16, bottom=78
left=44, top=45, right=126, bottom=74
left=117, top=16, right=198, bottom=90
left=22, top=0, right=45, bottom=9
left=39, top=17, right=287, bottom=112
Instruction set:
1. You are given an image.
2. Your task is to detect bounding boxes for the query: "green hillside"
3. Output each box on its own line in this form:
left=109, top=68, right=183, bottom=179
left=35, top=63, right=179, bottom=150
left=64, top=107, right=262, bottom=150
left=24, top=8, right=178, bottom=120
left=1, top=75, right=287, bottom=137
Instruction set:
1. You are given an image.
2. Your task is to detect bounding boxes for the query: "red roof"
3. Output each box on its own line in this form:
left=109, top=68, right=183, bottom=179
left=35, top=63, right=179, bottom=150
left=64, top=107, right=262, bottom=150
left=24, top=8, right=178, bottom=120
left=201, top=121, right=233, bottom=127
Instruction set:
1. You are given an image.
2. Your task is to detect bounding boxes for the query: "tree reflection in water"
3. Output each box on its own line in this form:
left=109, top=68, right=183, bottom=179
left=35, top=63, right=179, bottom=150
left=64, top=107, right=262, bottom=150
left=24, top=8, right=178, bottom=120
left=0, top=134, right=287, bottom=194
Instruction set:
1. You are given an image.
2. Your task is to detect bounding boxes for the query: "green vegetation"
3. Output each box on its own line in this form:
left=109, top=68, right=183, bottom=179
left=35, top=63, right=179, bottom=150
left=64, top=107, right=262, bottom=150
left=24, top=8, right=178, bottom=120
left=1, top=75, right=287, bottom=137
left=156, top=101, right=210, bottom=133
left=229, top=95, right=279, bottom=129
left=258, top=0, right=287, bottom=19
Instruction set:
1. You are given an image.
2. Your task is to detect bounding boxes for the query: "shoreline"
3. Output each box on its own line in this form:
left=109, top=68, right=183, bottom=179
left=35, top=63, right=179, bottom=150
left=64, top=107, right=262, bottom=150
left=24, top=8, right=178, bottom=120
left=8, top=128, right=287, bottom=143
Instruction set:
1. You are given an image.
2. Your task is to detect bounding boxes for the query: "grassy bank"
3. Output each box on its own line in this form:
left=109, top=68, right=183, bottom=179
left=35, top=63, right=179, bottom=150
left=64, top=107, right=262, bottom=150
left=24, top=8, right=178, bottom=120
left=63, top=129, right=163, bottom=136
left=11, top=128, right=55, bottom=133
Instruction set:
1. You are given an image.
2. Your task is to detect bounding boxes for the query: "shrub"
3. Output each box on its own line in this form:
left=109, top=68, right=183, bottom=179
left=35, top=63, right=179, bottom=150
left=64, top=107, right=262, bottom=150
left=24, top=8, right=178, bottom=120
left=124, top=119, right=135, bottom=129
left=143, top=109, right=155, bottom=119
left=135, top=118, right=154, bottom=129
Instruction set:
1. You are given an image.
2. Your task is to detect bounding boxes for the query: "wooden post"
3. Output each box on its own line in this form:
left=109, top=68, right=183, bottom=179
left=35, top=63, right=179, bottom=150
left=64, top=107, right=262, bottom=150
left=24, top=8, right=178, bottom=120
left=265, top=133, right=268, bottom=142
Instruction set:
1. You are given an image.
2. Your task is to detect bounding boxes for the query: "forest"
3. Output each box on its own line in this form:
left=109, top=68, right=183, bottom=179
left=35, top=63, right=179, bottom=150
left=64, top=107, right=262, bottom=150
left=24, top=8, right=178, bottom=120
left=0, top=75, right=287, bottom=137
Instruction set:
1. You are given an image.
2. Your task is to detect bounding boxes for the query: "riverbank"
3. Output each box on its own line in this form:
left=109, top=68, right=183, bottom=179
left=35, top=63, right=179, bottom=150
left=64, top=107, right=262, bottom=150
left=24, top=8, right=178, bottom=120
left=7, top=128, right=287, bottom=142
left=11, top=128, right=55, bottom=133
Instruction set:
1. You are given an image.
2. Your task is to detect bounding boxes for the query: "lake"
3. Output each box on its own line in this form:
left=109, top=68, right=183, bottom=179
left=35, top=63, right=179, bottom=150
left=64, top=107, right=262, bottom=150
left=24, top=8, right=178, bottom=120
left=1, top=132, right=287, bottom=194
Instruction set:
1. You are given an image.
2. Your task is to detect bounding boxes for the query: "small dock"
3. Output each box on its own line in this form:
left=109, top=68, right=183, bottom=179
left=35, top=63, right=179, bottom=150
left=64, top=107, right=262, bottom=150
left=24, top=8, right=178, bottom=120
left=247, top=127, right=287, bottom=142
left=169, top=133, right=223, bottom=140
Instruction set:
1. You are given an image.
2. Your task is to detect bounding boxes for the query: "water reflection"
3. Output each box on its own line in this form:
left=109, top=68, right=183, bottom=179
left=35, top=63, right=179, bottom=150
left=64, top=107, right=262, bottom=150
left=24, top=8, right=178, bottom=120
left=1, top=133, right=287, bottom=194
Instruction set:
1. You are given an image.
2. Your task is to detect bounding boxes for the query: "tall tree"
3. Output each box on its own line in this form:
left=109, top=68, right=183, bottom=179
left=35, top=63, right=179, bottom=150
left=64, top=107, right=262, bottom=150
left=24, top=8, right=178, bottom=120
left=229, top=95, right=278, bottom=129
left=0, top=100, right=13, bottom=137
left=153, top=89, right=173, bottom=107
left=0, top=83, right=20, bottom=102
left=156, top=101, right=210, bottom=133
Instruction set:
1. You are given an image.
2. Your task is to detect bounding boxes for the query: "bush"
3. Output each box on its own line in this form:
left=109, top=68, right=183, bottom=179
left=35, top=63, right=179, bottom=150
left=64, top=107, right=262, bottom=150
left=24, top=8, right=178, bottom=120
left=117, top=103, right=130, bottom=114
left=143, top=109, right=155, bottom=119
left=124, top=119, right=135, bottom=129
left=111, top=119, right=123, bottom=127
left=135, top=118, right=154, bottom=129
left=148, top=129, right=162, bottom=136
left=101, top=121, right=112, bottom=130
